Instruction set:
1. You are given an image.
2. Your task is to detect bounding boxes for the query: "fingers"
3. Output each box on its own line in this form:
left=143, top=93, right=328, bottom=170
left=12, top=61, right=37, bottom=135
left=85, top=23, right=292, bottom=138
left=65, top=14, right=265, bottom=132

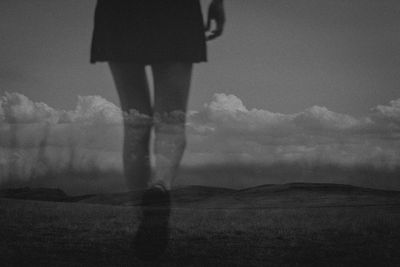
left=205, top=19, right=224, bottom=41
left=206, top=29, right=223, bottom=41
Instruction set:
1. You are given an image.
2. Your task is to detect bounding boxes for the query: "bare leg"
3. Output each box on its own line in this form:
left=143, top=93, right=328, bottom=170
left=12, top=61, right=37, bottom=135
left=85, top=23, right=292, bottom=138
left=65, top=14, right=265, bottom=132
left=132, top=62, right=192, bottom=259
left=108, top=62, right=153, bottom=191
left=151, top=62, right=193, bottom=190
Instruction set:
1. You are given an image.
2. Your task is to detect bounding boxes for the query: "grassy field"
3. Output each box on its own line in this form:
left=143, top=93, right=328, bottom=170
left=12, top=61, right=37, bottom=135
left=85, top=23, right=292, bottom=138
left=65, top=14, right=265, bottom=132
left=1, top=184, right=400, bottom=266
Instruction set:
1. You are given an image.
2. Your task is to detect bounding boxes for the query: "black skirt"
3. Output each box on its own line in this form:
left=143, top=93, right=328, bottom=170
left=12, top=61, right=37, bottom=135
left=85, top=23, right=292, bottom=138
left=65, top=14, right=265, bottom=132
left=90, top=0, right=207, bottom=64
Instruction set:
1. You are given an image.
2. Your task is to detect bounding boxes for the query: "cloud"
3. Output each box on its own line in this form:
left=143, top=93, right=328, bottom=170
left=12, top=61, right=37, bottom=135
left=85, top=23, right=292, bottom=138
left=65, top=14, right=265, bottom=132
left=189, top=93, right=400, bottom=135
left=0, top=92, right=125, bottom=125
left=205, top=93, right=248, bottom=113
left=293, top=105, right=365, bottom=131
left=0, top=92, right=125, bottom=187
left=1, top=92, right=59, bottom=123
left=185, top=93, right=400, bottom=167
left=188, top=93, right=375, bottom=136
left=371, top=98, right=400, bottom=128
left=188, top=93, right=294, bottom=135
left=1, top=91, right=400, bottom=192
left=59, top=95, right=122, bottom=124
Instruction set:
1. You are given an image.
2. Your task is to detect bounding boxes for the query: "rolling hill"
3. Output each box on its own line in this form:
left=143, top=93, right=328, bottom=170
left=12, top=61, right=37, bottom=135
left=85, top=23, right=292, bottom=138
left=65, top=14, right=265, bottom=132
left=2, top=183, right=400, bottom=209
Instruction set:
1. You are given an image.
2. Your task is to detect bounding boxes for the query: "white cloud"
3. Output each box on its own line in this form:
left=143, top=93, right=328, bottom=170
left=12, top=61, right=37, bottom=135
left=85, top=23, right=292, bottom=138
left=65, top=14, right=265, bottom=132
left=1, top=92, right=59, bottom=123
left=1, top=92, right=400, bottom=187
left=371, top=98, right=400, bottom=128
left=185, top=93, right=400, bottom=167
left=189, top=93, right=294, bottom=134
left=0, top=93, right=125, bottom=185
left=294, top=105, right=363, bottom=131
left=204, top=93, right=248, bottom=113
left=0, top=92, right=125, bottom=125
left=190, top=93, right=400, bottom=135
left=60, top=95, right=122, bottom=124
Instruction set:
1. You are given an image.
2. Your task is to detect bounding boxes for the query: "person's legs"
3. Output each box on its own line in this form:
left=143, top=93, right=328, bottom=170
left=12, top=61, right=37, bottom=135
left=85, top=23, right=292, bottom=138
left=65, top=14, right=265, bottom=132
left=132, top=62, right=192, bottom=260
left=108, top=62, right=153, bottom=191
left=151, top=62, right=193, bottom=190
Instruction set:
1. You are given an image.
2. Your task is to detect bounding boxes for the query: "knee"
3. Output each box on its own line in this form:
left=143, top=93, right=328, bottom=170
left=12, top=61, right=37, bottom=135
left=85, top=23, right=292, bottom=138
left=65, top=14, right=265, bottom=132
left=123, top=110, right=153, bottom=137
left=154, top=111, right=187, bottom=149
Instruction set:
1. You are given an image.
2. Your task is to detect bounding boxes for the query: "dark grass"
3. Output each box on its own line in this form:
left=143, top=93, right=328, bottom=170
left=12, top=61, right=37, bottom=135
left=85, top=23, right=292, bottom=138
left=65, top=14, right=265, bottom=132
left=1, top=184, right=400, bottom=266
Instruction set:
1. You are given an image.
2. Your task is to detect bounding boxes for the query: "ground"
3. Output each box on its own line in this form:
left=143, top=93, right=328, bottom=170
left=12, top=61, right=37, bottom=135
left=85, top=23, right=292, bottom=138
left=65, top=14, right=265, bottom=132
left=1, top=183, right=400, bottom=266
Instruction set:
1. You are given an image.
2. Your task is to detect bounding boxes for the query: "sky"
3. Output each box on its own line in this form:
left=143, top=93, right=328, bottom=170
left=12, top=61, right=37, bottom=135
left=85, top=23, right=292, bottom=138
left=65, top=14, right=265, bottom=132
left=1, top=0, right=400, bottom=193
left=1, top=0, right=400, bottom=115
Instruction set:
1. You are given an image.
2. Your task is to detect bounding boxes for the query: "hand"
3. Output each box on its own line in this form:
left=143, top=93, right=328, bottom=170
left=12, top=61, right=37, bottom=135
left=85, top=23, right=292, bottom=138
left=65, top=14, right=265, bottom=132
left=205, top=0, right=226, bottom=41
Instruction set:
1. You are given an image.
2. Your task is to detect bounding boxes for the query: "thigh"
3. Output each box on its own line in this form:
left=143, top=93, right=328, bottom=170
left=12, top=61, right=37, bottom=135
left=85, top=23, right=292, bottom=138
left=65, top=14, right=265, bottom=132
left=108, top=62, right=152, bottom=116
left=152, top=62, right=193, bottom=116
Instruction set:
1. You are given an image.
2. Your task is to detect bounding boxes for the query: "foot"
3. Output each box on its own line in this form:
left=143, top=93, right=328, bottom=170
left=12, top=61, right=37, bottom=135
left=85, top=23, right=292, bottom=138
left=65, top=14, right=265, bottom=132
left=133, top=184, right=171, bottom=261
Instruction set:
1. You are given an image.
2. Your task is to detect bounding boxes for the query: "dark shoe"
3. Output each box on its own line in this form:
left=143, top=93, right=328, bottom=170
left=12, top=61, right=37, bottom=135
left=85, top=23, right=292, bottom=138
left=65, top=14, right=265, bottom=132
left=133, top=184, right=171, bottom=261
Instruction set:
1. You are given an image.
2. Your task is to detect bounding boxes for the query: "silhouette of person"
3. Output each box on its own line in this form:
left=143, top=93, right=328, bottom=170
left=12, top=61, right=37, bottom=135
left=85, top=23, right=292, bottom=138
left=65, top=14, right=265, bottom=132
left=90, top=0, right=225, bottom=260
